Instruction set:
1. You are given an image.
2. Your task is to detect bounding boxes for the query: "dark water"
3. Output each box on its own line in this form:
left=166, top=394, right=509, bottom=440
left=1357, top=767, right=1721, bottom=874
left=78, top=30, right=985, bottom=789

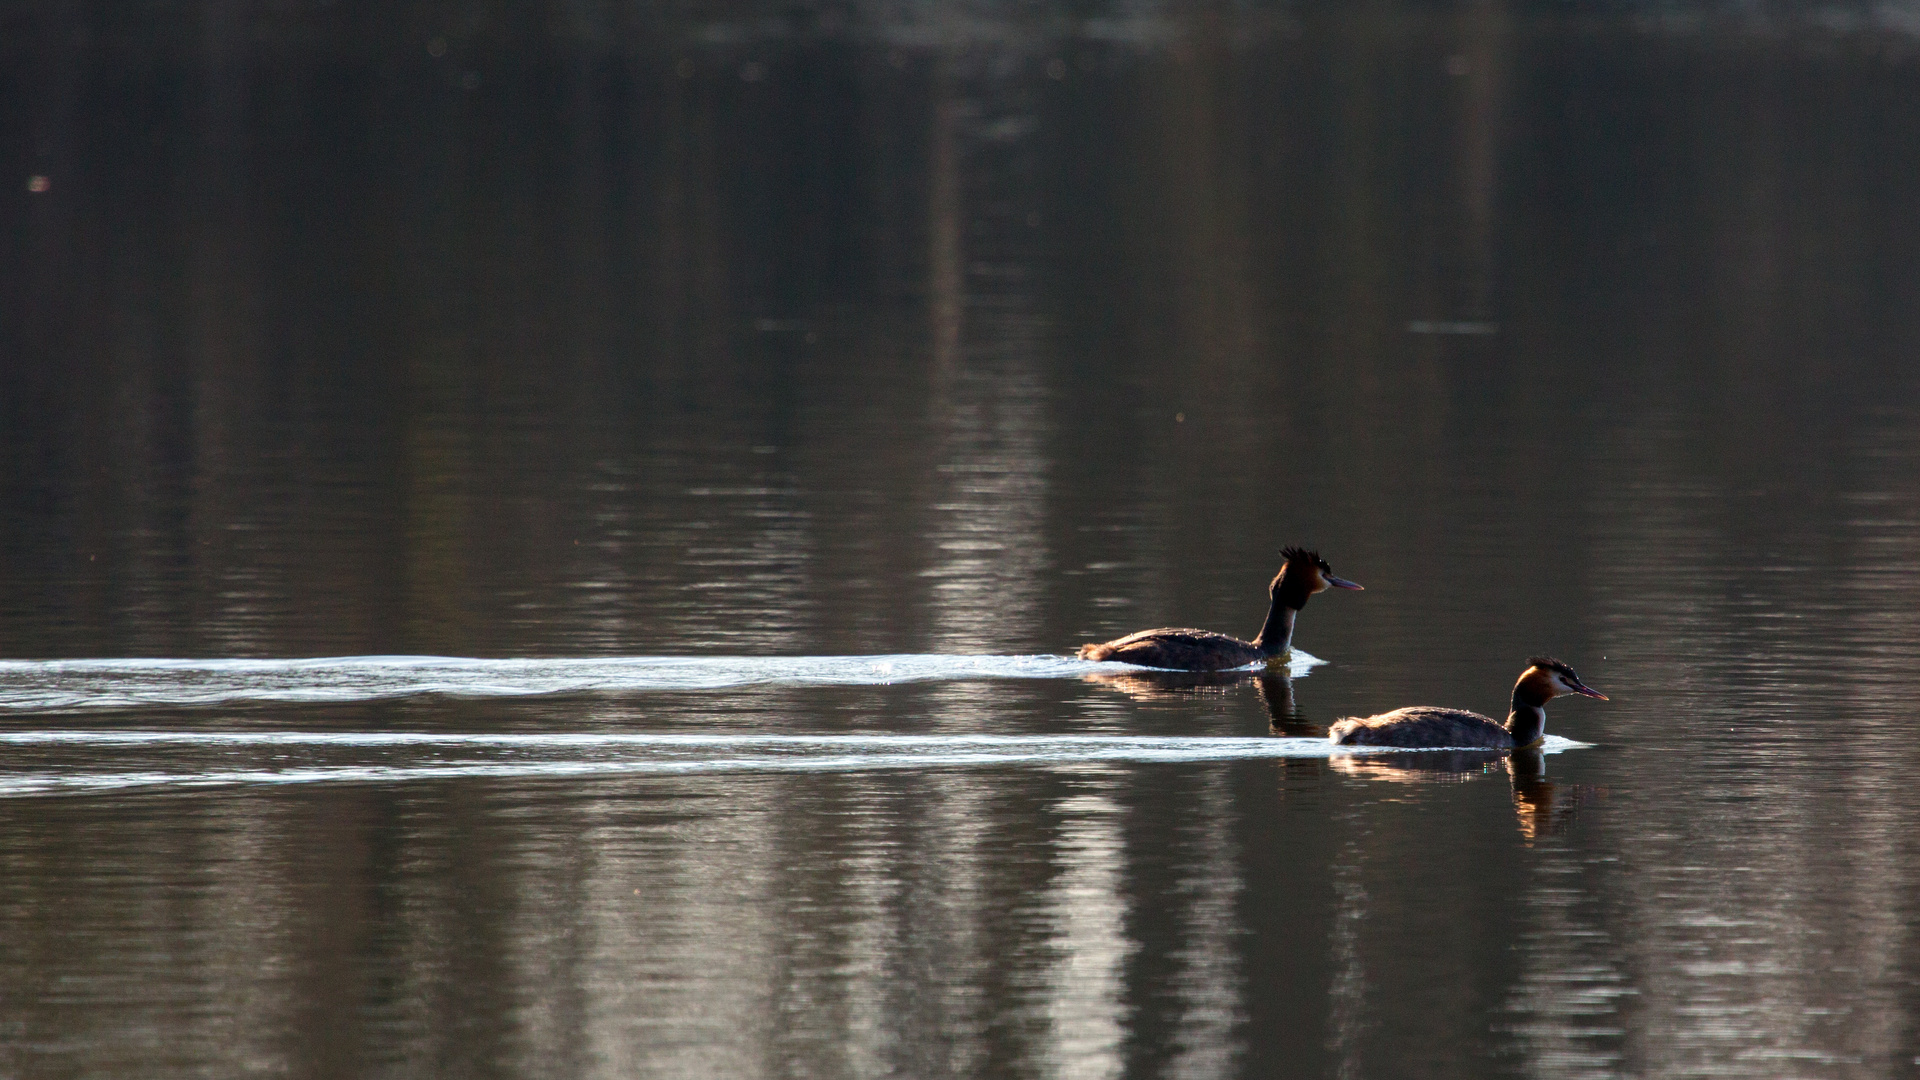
left=7, top=4, right=1920, bottom=1077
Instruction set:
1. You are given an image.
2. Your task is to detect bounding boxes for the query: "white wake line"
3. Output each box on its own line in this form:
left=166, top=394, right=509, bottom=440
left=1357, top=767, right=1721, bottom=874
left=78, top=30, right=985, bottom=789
left=0, top=744, right=1309, bottom=793
left=0, top=733, right=1587, bottom=797
left=1, top=732, right=1352, bottom=749
left=0, top=650, right=1326, bottom=712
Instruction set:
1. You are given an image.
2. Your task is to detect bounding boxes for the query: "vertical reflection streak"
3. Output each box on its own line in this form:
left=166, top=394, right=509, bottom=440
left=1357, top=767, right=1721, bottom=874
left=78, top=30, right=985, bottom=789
left=1828, top=417, right=1920, bottom=1074
left=1164, top=772, right=1247, bottom=1079
left=891, top=776, right=994, bottom=1077
left=577, top=790, right=778, bottom=1077
left=919, top=56, right=1051, bottom=653
left=806, top=775, right=994, bottom=1078
left=833, top=786, right=901, bottom=1079
left=1501, top=858, right=1632, bottom=1080
left=1043, top=787, right=1133, bottom=1080
left=929, top=57, right=964, bottom=373
left=1325, top=832, right=1370, bottom=1080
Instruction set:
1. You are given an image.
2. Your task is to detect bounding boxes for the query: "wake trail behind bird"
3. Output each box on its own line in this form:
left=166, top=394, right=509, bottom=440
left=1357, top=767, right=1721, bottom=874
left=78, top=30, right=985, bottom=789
left=0, top=651, right=1327, bottom=713
left=0, top=731, right=1584, bottom=797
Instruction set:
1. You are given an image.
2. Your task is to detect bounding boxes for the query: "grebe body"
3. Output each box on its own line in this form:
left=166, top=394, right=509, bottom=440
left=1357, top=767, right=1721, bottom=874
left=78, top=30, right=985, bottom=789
left=1077, top=548, right=1361, bottom=671
left=1329, top=658, right=1606, bottom=749
left=1327, top=706, right=1517, bottom=748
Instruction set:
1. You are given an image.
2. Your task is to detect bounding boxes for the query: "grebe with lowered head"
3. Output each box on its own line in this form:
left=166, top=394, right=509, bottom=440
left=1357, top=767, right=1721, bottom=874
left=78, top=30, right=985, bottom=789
left=1076, top=548, right=1362, bottom=671
left=1328, top=657, right=1606, bottom=748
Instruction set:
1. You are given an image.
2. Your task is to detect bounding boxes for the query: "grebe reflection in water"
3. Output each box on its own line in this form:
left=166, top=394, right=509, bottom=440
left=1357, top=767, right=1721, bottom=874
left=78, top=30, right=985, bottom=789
left=1079, top=669, right=1318, bottom=737
left=1328, top=749, right=1597, bottom=841
left=1328, top=749, right=1595, bottom=843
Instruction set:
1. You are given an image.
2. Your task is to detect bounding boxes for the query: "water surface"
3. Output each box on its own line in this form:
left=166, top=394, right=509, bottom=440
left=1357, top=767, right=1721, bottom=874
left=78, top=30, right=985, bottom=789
left=5, top=4, right=1920, bottom=1079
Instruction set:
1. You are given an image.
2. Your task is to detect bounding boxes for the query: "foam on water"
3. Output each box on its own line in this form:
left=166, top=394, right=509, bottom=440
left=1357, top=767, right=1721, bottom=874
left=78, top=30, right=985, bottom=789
left=0, top=651, right=1326, bottom=713
left=0, top=731, right=1582, bottom=797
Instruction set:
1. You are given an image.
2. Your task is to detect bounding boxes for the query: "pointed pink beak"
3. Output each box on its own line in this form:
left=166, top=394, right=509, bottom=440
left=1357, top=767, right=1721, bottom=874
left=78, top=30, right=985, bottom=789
left=1325, top=575, right=1364, bottom=591
left=1571, top=682, right=1608, bottom=700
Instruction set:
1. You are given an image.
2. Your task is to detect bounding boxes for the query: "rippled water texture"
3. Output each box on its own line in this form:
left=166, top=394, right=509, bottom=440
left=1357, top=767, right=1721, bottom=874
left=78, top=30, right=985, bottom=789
left=7, top=3, right=1920, bottom=1079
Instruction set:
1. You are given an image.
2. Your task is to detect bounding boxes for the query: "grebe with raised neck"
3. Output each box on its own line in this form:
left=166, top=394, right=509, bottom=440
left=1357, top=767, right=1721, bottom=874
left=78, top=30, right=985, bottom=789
left=1076, top=548, right=1362, bottom=671
left=1328, top=657, right=1606, bottom=749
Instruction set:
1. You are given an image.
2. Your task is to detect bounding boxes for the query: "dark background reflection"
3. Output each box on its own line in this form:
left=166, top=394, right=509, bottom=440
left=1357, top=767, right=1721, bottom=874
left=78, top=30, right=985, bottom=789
left=4, top=3, right=1920, bottom=1078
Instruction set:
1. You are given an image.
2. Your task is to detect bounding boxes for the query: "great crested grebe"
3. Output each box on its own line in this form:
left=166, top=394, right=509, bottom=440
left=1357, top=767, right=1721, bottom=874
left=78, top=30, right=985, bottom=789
left=1328, top=657, right=1606, bottom=749
left=1076, top=548, right=1362, bottom=671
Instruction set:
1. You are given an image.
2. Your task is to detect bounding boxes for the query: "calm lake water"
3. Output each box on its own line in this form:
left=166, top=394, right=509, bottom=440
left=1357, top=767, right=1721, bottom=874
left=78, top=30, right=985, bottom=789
left=6, top=4, right=1920, bottom=1077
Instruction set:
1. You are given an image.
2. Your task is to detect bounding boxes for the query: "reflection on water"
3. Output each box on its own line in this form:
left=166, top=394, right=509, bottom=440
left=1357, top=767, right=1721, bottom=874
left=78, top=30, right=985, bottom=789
left=1325, top=826, right=1374, bottom=1080
left=1161, top=768, right=1246, bottom=1078
left=1083, top=668, right=1325, bottom=737
left=1256, top=673, right=1319, bottom=738
left=1043, top=790, right=1131, bottom=1078
left=7, top=4, right=1920, bottom=1079
left=1328, top=748, right=1598, bottom=843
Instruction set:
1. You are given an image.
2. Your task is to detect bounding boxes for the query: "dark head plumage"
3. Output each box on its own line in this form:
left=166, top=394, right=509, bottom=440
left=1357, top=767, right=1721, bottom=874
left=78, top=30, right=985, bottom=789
left=1527, top=656, right=1581, bottom=680
left=1279, top=546, right=1331, bottom=572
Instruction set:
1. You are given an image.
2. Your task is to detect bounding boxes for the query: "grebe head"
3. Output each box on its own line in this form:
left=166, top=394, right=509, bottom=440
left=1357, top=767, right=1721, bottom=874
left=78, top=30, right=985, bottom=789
left=1519, top=657, right=1608, bottom=702
left=1273, top=547, right=1364, bottom=603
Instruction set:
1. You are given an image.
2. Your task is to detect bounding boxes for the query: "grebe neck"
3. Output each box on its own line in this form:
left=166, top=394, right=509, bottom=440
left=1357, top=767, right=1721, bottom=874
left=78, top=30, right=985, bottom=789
left=1252, top=564, right=1314, bottom=658
left=1251, top=603, right=1297, bottom=658
left=1504, top=704, right=1546, bottom=748
left=1505, top=683, right=1550, bottom=747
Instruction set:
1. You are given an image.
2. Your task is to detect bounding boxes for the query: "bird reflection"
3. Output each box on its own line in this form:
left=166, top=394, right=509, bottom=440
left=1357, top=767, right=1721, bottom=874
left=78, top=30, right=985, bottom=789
left=1080, top=667, right=1258, bottom=699
left=1079, top=670, right=1320, bottom=735
left=1092, top=670, right=1320, bottom=735
left=1255, top=673, right=1320, bottom=737
left=1504, top=749, right=1599, bottom=844
left=1328, top=749, right=1588, bottom=843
